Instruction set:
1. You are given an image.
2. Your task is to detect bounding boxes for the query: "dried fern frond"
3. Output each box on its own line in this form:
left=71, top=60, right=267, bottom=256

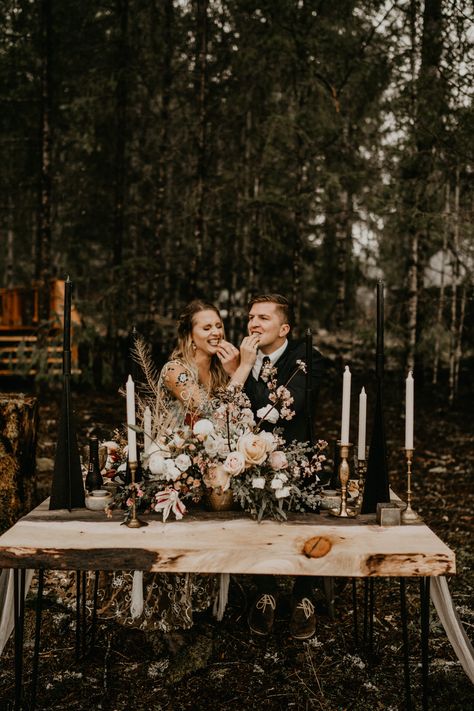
left=132, top=337, right=161, bottom=398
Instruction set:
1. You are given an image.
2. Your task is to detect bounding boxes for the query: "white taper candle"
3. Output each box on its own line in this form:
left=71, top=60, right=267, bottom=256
left=358, top=387, right=367, bottom=460
left=340, top=366, right=351, bottom=445
left=126, top=374, right=138, bottom=462
left=405, top=371, right=414, bottom=450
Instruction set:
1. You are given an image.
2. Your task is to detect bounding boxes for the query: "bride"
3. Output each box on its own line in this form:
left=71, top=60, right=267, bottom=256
left=97, top=300, right=258, bottom=632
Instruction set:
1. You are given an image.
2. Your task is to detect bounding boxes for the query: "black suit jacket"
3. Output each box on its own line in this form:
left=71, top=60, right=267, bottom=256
left=244, top=339, right=325, bottom=444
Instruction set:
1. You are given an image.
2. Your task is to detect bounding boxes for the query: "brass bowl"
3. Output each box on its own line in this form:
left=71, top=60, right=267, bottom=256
left=205, top=489, right=235, bottom=512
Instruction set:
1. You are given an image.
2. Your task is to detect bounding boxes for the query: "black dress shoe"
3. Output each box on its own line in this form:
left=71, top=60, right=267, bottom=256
left=248, top=593, right=277, bottom=635
left=289, top=596, right=316, bottom=640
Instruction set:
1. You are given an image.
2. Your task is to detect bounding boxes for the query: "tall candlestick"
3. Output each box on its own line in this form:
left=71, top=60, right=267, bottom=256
left=126, top=375, right=137, bottom=462
left=405, top=371, right=414, bottom=450
left=63, top=276, right=72, bottom=351
left=358, top=387, right=367, bottom=460
left=143, top=406, right=152, bottom=454
left=340, top=366, right=351, bottom=445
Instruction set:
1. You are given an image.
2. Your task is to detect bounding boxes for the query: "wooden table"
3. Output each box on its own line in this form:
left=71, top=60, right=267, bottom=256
left=0, top=500, right=456, bottom=710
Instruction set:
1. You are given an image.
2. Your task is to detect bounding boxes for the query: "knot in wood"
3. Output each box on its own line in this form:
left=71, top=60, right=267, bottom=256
left=303, top=536, right=331, bottom=559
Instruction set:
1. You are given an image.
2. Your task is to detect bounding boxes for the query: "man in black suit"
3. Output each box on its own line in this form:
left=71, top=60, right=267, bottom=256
left=243, top=294, right=325, bottom=639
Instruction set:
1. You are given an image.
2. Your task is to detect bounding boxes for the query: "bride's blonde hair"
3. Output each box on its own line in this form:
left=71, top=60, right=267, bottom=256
left=170, top=300, right=229, bottom=393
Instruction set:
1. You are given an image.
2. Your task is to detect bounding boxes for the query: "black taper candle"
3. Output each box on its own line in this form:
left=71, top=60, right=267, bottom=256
left=376, top=280, right=384, bottom=378
left=63, top=276, right=72, bottom=351
left=63, top=276, right=72, bottom=376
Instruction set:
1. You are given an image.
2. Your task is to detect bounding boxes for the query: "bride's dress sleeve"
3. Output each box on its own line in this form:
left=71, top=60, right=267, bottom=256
left=160, top=361, right=205, bottom=413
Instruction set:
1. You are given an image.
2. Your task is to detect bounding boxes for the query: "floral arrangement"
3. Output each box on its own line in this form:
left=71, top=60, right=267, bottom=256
left=102, top=354, right=327, bottom=523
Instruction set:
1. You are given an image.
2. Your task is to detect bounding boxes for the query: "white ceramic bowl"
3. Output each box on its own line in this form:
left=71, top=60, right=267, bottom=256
left=85, top=492, right=113, bottom=511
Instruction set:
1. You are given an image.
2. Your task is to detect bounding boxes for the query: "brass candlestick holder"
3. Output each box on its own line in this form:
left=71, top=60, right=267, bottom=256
left=401, top=448, right=418, bottom=523
left=330, top=443, right=357, bottom=518
left=126, top=460, right=148, bottom=528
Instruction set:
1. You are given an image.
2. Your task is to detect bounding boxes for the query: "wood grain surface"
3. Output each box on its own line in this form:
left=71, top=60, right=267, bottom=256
left=0, top=499, right=456, bottom=577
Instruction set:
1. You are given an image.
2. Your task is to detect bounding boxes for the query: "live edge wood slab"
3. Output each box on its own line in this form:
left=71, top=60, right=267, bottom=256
left=0, top=499, right=455, bottom=578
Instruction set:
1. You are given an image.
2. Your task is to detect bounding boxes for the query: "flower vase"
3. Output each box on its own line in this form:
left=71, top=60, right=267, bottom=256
left=205, top=488, right=235, bottom=512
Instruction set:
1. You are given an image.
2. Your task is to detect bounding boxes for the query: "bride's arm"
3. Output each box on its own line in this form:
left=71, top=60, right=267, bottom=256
left=162, top=362, right=204, bottom=410
left=228, top=334, right=260, bottom=387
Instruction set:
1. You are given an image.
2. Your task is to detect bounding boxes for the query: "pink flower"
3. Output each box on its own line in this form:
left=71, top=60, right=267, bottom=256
left=154, top=488, right=186, bottom=521
left=237, top=433, right=268, bottom=467
left=222, top=451, right=246, bottom=476
left=268, top=451, right=289, bottom=470
left=203, top=464, right=231, bottom=491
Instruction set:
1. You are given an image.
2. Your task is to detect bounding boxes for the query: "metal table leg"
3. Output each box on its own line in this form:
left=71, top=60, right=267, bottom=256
left=399, top=577, right=412, bottom=711
left=420, top=577, right=430, bottom=711
left=13, top=569, right=26, bottom=711
left=29, top=569, right=45, bottom=710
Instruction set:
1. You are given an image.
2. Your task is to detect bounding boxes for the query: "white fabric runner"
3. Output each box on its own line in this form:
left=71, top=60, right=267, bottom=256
left=430, top=576, right=474, bottom=684
left=0, top=569, right=34, bottom=655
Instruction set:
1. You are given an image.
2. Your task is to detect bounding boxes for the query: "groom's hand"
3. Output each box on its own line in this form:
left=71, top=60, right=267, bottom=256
left=216, top=340, right=240, bottom=375
left=239, top=334, right=260, bottom=368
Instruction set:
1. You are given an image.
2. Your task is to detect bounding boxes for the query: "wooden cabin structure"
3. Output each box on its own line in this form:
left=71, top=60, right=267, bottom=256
left=0, top=280, right=80, bottom=376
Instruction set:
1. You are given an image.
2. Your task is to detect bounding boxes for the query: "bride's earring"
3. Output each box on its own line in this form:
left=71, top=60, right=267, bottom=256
left=191, top=341, right=197, bottom=352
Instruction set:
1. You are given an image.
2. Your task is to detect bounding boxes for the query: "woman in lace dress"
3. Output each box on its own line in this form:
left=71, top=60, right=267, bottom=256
left=96, top=300, right=257, bottom=632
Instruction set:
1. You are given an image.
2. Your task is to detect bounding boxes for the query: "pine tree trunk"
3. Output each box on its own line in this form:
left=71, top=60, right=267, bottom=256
left=448, top=170, right=460, bottom=404
left=432, top=184, right=450, bottom=384
left=189, top=0, right=208, bottom=297
left=453, top=285, right=466, bottom=397
left=152, top=0, right=174, bottom=316
left=112, top=0, right=129, bottom=271
left=35, top=0, right=52, bottom=323
left=406, top=231, right=419, bottom=373
left=5, top=198, right=14, bottom=288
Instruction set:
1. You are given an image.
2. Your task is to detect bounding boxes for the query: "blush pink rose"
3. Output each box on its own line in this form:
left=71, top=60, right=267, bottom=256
left=222, top=451, right=246, bottom=476
left=268, top=451, right=289, bottom=470
left=237, top=433, right=268, bottom=467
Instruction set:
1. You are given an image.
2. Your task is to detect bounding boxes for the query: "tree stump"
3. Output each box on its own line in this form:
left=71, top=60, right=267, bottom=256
left=0, top=394, right=38, bottom=533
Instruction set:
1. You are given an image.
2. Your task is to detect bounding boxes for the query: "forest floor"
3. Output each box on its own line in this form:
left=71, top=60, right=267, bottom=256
left=0, top=373, right=473, bottom=710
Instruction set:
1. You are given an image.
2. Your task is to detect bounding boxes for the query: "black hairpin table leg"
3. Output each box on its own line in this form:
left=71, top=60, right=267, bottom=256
left=75, top=570, right=82, bottom=661
left=14, top=569, right=26, bottom=711
left=399, top=577, right=412, bottom=711
left=352, top=579, right=359, bottom=648
left=29, top=569, right=45, bottom=711
left=420, top=577, right=431, bottom=711
left=89, top=571, right=99, bottom=652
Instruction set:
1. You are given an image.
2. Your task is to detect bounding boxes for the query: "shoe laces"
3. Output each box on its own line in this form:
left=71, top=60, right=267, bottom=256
left=256, top=594, right=276, bottom=612
left=296, top=597, right=315, bottom=619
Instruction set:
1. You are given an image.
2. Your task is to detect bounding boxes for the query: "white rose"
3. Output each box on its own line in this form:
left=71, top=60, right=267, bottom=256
left=148, top=452, right=166, bottom=475
left=174, top=454, right=192, bottom=472
left=222, top=451, right=246, bottom=476
left=256, top=405, right=279, bottom=424
left=275, top=486, right=291, bottom=499
left=241, top=408, right=256, bottom=426
left=251, top=477, right=266, bottom=489
left=259, top=431, right=278, bottom=453
left=270, top=478, right=283, bottom=490
left=204, top=435, right=221, bottom=456
left=163, top=459, right=182, bottom=481
left=276, top=472, right=288, bottom=483
left=193, top=419, right=214, bottom=436
left=147, top=440, right=170, bottom=457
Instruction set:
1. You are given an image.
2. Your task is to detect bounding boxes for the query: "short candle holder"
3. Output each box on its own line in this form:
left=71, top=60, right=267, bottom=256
left=126, top=460, right=148, bottom=528
left=330, top=443, right=357, bottom=518
left=401, top=448, right=418, bottom=524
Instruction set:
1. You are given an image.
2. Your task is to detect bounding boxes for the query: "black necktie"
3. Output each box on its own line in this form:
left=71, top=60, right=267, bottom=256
left=258, top=356, right=271, bottom=381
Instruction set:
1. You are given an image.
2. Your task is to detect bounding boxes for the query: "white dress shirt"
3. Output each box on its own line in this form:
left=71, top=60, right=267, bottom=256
left=252, top=339, right=288, bottom=381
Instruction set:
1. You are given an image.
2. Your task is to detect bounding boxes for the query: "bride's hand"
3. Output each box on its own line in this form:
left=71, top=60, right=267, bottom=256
left=239, top=334, right=260, bottom=367
left=216, top=340, right=240, bottom=375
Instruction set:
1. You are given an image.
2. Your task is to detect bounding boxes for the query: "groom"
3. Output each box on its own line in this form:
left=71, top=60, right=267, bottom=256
left=242, top=294, right=325, bottom=639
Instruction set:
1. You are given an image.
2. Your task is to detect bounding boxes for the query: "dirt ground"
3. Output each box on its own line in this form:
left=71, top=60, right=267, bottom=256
left=0, top=374, right=473, bottom=710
